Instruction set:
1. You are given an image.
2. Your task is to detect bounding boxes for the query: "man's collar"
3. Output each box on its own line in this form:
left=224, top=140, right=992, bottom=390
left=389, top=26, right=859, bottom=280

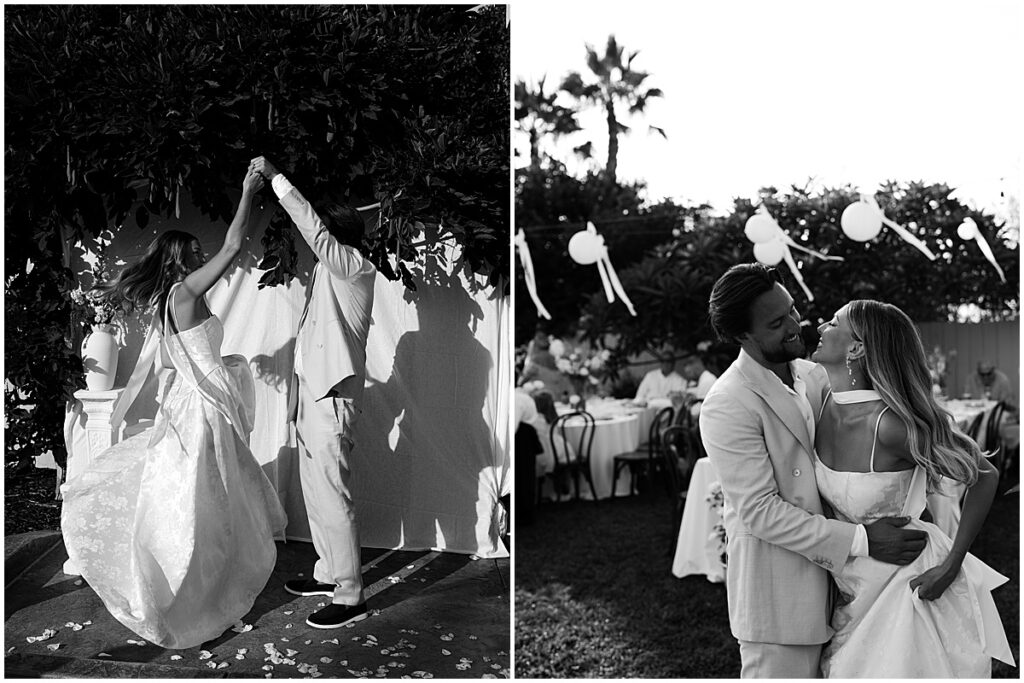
left=736, top=348, right=803, bottom=387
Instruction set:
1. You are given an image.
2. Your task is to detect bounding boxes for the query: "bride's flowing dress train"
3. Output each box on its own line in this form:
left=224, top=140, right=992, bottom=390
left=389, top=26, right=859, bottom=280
left=815, top=394, right=1013, bottom=677
left=62, top=288, right=287, bottom=649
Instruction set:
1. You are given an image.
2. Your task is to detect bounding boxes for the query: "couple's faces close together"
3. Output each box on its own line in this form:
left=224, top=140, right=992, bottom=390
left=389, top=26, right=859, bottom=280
left=741, top=284, right=857, bottom=368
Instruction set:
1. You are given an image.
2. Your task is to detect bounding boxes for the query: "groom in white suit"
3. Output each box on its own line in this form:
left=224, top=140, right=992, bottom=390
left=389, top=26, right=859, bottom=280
left=252, top=156, right=376, bottom=630
left=699, top=264, right=927, bottom=678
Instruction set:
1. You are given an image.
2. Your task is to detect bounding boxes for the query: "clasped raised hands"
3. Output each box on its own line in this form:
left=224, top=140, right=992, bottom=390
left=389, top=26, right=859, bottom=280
left=249, top=156, right=280, bottom=182
left=242, top=166, right=264, bottom=196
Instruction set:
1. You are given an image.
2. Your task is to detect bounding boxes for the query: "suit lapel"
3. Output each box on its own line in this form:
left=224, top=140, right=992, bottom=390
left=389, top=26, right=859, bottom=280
left=737, top=351, right=813, bottom=456
left=298, top=264, right=319, bottom=333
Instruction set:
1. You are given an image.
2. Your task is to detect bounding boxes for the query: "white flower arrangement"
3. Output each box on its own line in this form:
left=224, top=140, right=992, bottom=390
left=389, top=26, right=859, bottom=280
left=555, top=347, right=610, bottom=385
left=706, top=481, right=728, bottom=568
left=69, top=286, right=126, bottom=328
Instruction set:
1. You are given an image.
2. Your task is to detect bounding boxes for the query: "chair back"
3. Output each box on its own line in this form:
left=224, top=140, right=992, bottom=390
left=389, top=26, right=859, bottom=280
left=661, top=425, right=692, bottom=498
left=647, top=405, right=675, bottom=456
left=965, top=409, right=986, bottom=442
left=550, top=411, right=595, bottom=468
left=675, top=399, right=707, bottom=460
left=983, top=401, right=1006, bottom=453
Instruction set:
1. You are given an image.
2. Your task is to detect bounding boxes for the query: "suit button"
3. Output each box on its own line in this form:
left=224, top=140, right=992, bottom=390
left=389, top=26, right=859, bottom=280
left=793, top=468, right=801, bottom=477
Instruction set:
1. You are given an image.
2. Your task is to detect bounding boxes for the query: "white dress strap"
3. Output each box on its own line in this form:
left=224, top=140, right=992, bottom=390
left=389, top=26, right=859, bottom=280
left=819, top=389, right=832, bottom=421
left=869, top=406, right=890, bottom=473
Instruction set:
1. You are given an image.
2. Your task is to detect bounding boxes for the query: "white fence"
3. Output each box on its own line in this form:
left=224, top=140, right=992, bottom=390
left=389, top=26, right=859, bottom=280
left=917, top=321, right=1019, bottom=400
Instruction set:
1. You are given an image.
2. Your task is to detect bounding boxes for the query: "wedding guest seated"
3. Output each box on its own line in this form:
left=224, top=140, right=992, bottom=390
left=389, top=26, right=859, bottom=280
left=964, top=360, right=1017, bottom=411
left=519, top=351, right=574, bottom=401
left=514, top=387, right=542, bottom=525
left=633, top=353, right=687, bottom=404
left=681, top=353, right=718, bottom=402
left=515, top=385, right=538, bottom=427
left=678, top=353, right=718, bottom=419
left=526, top=390, right=576, bottom=500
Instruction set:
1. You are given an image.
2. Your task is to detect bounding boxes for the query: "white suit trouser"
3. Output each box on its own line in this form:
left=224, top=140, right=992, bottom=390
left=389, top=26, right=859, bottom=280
left=296, top=377, right=365, bottom=606
left=739, top=640, right=821, bottom=678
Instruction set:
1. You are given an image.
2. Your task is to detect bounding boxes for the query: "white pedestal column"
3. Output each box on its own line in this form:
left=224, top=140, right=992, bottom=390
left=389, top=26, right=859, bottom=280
left=62, top=388, right=126, bottom=576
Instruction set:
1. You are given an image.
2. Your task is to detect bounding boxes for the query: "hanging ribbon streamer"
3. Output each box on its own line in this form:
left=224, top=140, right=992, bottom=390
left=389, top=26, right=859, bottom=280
left=780, top=234, right=845, bottom=262
left=594, top=252, right=616, bottom=303
left=515, top=229, right=551, bottom=320
left=566, top=222, right=637, bottom=316
left=744, top=205, right=840, bottom=302
left=780, top=241, right=814, bottom=302
left=841, top=195, right=937, bottom=260
left=958, top=217, right=1006, bottom=283
left=589, top=222, right=636, bottom=316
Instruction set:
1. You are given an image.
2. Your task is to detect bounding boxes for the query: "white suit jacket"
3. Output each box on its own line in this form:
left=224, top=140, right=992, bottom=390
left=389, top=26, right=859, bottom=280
left=276, top=180, right=376, bottom=402
left=699, top=349, right=856, bottom=645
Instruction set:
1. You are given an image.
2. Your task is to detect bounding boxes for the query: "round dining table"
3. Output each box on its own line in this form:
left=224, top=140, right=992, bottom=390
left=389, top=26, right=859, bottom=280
left=941, top=398, right=997, bottom=433
left=671, top=457, right=725, bottom=583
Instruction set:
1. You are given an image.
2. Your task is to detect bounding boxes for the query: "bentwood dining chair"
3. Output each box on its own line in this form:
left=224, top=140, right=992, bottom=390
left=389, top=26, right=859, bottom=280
left=611, top=405, right=674, bottom=498
left=964, top=410, right=986, bottom=443
left=549, top=411, right=598, bottom=502
left=982, top=401, right=1015, bottom=484
left=663, top=423, right=706, bottom=550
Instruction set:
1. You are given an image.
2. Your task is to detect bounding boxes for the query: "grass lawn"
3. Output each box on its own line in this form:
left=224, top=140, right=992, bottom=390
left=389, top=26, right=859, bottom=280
left=514, top=483, right=1019, bottom=678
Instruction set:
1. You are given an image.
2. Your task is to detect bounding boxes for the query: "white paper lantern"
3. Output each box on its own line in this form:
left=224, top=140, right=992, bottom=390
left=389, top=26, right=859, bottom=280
left=753, top=239, right=786, bottom=266
left=567, top=230, right=604, bottom=265
left=957, top=218, right=978, bottom=241
left=744, top=213, right=778, bottom=244
left=840, top=202, right=883, bottom=242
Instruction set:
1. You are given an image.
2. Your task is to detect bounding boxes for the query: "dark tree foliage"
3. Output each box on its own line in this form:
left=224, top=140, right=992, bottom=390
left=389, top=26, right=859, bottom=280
left=4, top=5, right=509, bottom=466
left=578, top=181, right=1019, bottom=367
left=514, top=163, right=704, bottom=344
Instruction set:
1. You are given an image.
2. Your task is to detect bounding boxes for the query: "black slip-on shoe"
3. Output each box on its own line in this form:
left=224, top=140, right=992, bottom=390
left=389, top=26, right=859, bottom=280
left=284, top=578, right=335, bottom=597
left=306, top=602, right=369, bottom=629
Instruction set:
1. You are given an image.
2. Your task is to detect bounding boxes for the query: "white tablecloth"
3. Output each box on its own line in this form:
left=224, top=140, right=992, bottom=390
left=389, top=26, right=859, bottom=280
left=941, top=399, right=996, bottom=433
left=560, top=413, right=640, bottom=499
left=671, top=458, right=725, bottom=583
left=555, top=399, right=657, bottom=499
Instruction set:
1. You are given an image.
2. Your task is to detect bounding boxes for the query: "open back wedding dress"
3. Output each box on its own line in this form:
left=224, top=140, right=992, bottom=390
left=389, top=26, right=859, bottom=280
left=62, top=285, right=287, bottom=648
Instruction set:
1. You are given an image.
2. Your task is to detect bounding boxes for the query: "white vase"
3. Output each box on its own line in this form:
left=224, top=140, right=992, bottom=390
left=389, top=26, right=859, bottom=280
left=82, top=324, right=119, bottom=391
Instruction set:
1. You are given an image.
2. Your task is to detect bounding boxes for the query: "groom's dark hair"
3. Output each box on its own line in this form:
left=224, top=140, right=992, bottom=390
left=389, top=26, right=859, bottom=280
left=708, top=263, right=784, bottom=343
left=320, top=202, right=367, bottom=251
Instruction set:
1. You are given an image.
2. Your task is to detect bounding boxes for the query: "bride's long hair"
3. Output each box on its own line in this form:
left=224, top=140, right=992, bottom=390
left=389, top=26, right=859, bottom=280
left=847, top=299, right=982, bottom=490
left=93, top=230, right=197, bottom=316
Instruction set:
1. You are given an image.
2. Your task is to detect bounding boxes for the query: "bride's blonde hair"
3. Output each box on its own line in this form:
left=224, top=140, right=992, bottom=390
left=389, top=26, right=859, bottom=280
left=847, top=299, right=982, bottom=491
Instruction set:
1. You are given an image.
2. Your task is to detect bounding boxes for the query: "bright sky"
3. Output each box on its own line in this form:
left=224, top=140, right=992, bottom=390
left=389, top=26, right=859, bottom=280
left=514, top=0, right=1022, bottom=218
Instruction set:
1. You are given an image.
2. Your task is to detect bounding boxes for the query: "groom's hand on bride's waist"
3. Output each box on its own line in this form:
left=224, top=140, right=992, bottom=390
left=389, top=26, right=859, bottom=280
left=865, top=516, right=927, bottom=565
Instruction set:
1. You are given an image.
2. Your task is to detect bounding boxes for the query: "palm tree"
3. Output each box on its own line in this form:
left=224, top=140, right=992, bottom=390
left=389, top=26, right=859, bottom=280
left=561, top=35, right=666, bottom=186
left=514, top=76, right=581, bottom=170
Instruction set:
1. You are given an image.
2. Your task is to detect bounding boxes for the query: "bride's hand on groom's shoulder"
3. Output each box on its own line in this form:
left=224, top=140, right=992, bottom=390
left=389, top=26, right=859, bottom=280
left=908, top=560, right=959, bottom=601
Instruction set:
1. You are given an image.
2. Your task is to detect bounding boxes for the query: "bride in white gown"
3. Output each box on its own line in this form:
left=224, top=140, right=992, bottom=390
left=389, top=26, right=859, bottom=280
left=811, top=299, right=1014, bottom=677
left=62, top=168, right=287, bottom=649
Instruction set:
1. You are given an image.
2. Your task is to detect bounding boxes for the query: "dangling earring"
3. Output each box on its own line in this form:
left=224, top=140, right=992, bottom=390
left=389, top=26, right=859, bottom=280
left=846, top=357, right=857, bottom=388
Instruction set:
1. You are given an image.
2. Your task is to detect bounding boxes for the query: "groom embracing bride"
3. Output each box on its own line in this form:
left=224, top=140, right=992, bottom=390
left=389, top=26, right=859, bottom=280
left=699, top=263, right=1013, bottom=678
